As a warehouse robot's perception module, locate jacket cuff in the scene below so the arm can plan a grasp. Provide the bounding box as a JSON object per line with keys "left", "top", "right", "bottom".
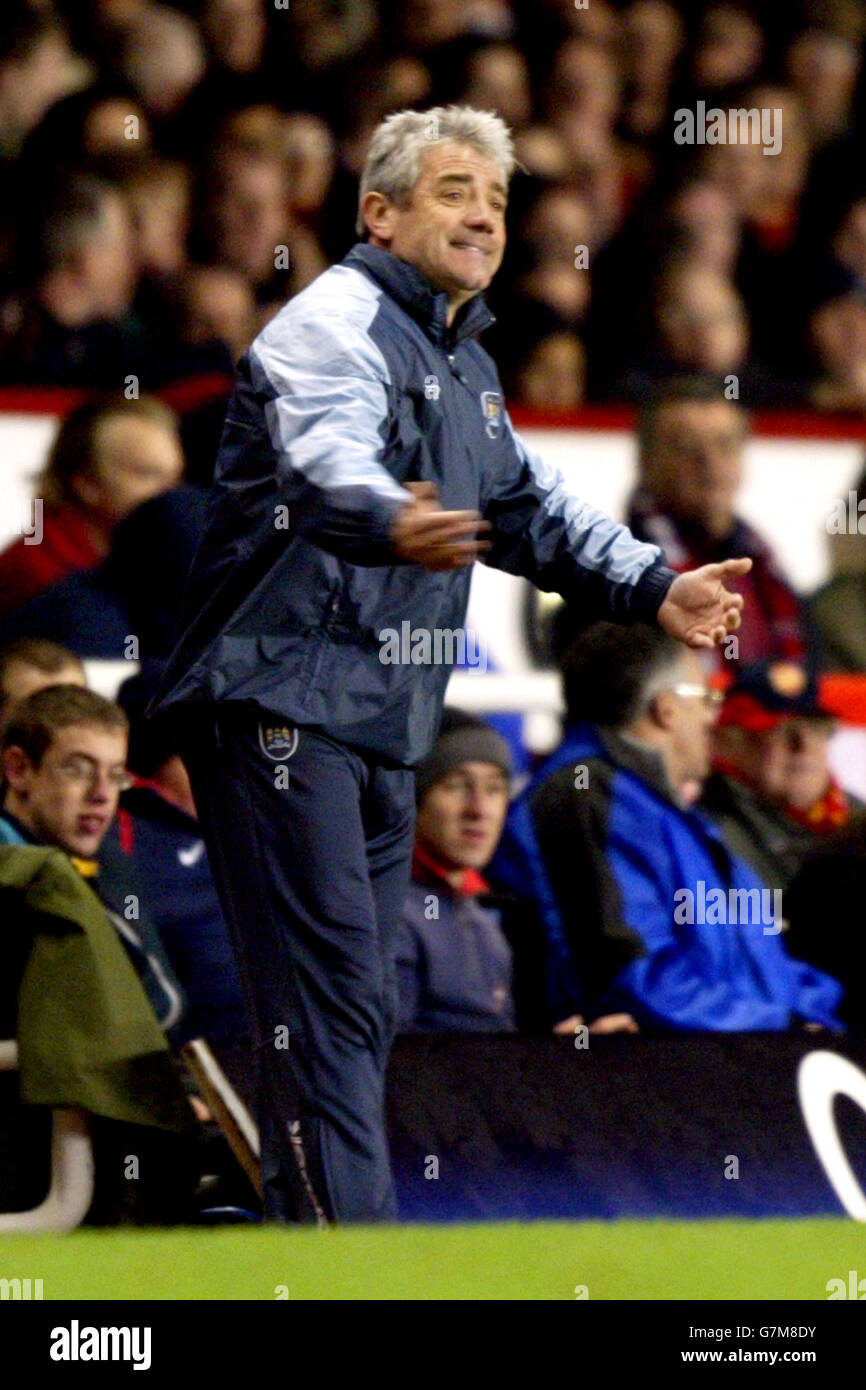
{"left": 630, "top": 561, "right": 678, "bottom": 623}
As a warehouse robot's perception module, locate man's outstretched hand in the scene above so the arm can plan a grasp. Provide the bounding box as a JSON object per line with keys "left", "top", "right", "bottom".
{"left": 657, "top": 557, "right": 753, "bottom": 649}
{"left": 391, "top": 481, "right": 491, "bottom": 571}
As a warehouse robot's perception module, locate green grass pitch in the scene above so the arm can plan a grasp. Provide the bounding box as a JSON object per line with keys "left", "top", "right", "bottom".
{"left": 1, "top": 1218, "right": 863, "bottom": 1300}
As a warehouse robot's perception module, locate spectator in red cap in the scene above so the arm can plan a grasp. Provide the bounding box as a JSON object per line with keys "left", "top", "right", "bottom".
{"left": 699, "top": 658, "right": 865, "bottom": 890}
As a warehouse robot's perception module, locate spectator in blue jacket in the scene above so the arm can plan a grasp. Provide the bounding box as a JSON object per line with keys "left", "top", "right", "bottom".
{"left": 491, "top": 622, "right": 843, "bottom": 1034}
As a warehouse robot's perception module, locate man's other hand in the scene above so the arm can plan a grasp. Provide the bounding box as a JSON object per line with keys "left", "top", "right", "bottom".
{"left": 392, "top": 480, "right": 491, "bottom": 570}
{"left": 553, "top": 1012, "right": 640, "bottom": 1034}
{"left": 657, "top": 557, "right": 753, "bottom": 649}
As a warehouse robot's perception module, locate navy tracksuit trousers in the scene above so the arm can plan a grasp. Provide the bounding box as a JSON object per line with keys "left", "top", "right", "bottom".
{"left": 179, "top": 701, "right": 416, "bottom": 1223}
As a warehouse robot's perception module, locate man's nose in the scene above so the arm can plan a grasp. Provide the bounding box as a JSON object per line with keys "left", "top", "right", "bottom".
{"left": 85, "top": 775, "right": 114, "bottom": 802}
{"left": 464, "top": 199, "right": 494, "bottom": 229}
{"left": 782, "top": 722, "right": 805, "bottom": 753}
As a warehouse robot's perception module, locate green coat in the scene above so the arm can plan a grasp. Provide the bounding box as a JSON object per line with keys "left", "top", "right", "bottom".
{"left": 0, "top": 845, "right": 193, "bottom": 1132}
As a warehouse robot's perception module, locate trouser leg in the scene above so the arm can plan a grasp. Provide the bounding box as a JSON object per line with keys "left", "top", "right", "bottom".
{"left": 180, "top": 704, "right": 414, "bottom": 1223}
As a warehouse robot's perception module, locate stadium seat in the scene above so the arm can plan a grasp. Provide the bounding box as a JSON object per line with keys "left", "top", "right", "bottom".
{"left": 181, "top": 1038, "right": 262, "bottom": 1200}
{"left": 0, "top": 1039, "right": 94, "bottom": 1232}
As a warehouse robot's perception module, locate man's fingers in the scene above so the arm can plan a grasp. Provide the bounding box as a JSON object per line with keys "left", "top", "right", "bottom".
{"left": 708, "top": 556, "right": 753, "bottom": 579}
{"left": 409, "top": 508, "right": 488, "bottom": 532}
{"left": 423, "top": 547, "right": 489, "bottom": 571}
{"left": 432, "top": 539, "right": 492, "bottom": 568}
{"left": 719, "top": 587, "right": 744, "bottom": 611}
{"left": 392, "top": 505, "right": 494, "bottom": 568}
{"left": 724, "top": 606, "right": 741, "bottom": 630}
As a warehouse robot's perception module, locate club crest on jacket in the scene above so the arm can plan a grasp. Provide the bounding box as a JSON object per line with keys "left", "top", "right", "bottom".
{"left": 258, "top": 722, "right": 299, "bottom": 761}
{"left": 480, "top": 390, "right": 502, "bottom": 440}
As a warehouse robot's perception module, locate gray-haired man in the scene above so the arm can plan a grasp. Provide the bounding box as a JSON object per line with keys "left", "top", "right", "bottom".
{"left": 151, "top": 106, "right": 751, "bottom": 1224}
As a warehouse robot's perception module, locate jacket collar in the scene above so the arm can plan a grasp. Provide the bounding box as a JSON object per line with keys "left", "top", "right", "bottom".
{"left": 0, "top": 809, "right": 35, "bottom": 845}
{"left": 343, "top": 242, "right": 495, "bottom": 348}
{"left": 562, "top": 722, "right": 681, "bottom": 805}
{"left": 412, "top": 838, "right": 490, "bottom": 897}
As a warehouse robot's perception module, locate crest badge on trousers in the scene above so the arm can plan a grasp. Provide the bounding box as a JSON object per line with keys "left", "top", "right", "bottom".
{"left": 258, "top": 722, "right": 299, "bottom": 761}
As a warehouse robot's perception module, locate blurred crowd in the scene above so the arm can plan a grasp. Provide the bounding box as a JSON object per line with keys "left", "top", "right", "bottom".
{"left": 1, "top": 0, "right": 866, "bottom": 413}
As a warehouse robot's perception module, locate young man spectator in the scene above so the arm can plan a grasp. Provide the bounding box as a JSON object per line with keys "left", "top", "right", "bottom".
{"left": 626, "top": 376, "right": 805, "bottom": 666}
{"left": 491, "top": 623, "right": 842, "bottom": 1034}
{"left": 399, "top": 708, "right": 625, "bottom": 1037}
{"left": 700, "top": 659, "right": 864, "bottom": 891}
{"left": 0, "top": 394, "right": 184, "bottom": 623}
{"left": 0, "top": 636, "right": 85, "bottom": 734}
{"left": 396, "top": 708, "right": 516, "bottom": 1033}
{"left": 0, "top": 685, "right": 185, "bottom": 1039}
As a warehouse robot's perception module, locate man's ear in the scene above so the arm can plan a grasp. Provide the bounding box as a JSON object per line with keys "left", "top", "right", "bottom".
{"left": 70, "top": 470, "right": 102, "bottom": 509}
{"left": 2, "top": 745, "right": 33, "bottom": 792}
{"left": 361, "top": 190, "right": 398, "bottom": 245}
{"left": 650, "top": 690, "right": 677, "bottom": 732}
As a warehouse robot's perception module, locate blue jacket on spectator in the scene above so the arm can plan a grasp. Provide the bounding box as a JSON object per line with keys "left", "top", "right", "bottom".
{"left": 491, "top": 725, "right": 843, "bottom": 1032}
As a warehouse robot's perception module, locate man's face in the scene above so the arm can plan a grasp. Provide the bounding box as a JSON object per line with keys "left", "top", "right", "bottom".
{"left": 3, "top": 723, "right": 128, "bottom": 858}
{"left": 416, "top": 759, "right": 510, "bottom": 871}
{"left": 211, "top": 155, "right": 288, "bottom": 283}
{"left": 0, "top": 662, "right": 86, "bottom": 733}
{"left": 368, "top": 142, "right": 507, "bottom": 317}
{"left": 80, "top": 193, "right": 138, "bottom": 319}
{"left": 659, "top": 272, "right": 748, "bottom": 373}
{"left": 643, "top": 398, "right": 745, "bottom": 540}
{"left": 731, "top": 719, "right": 834, "bottom": 809}
{"left": 76, "top": 414, "right": 184, "bottom": 528}
{"left": 666, "top": 651, "right": 718, "bottom": 788}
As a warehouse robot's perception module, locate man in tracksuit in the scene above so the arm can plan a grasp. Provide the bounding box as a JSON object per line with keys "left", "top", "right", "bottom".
{"left": 150, "top": 105, "right": 751, "bottom": 1223}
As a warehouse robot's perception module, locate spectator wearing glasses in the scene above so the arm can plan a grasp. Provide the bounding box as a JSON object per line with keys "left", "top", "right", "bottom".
{"left": 0, "top": 684, "right": 185, "bottom": 1038}
{"left": 491, "top": 622, "right": 842, "bottom": 1034}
